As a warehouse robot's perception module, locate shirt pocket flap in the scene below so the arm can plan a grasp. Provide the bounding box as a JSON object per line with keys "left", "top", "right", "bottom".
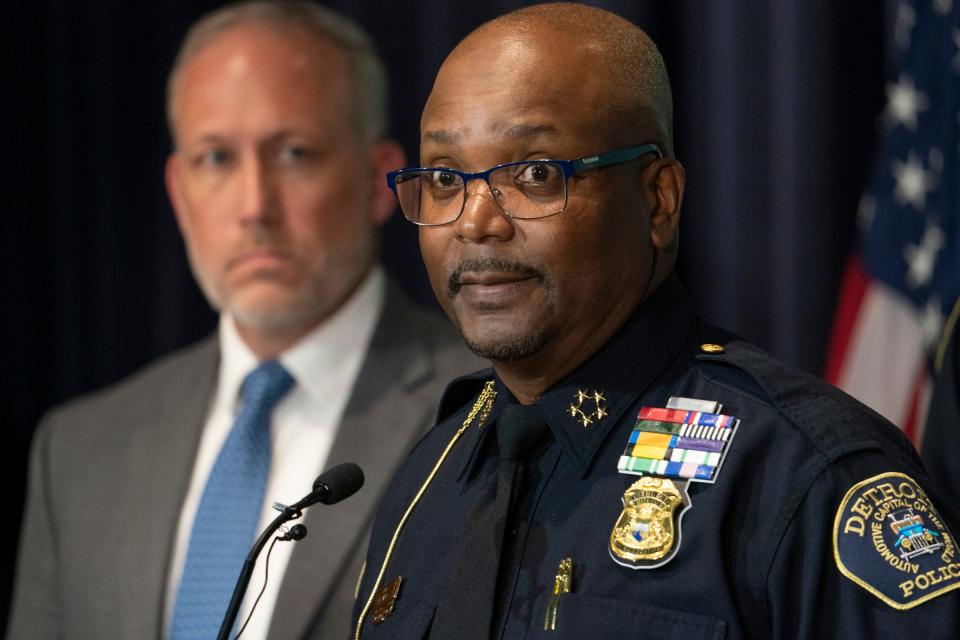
{"left": 360, "top": 605, "right": 434, "bottom": 639}
{"left": 527, "top": 593, "right": 727, "bottom": 640}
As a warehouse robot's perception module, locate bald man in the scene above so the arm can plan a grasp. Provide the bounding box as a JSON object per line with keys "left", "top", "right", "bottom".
{"left": 352, "top": 4, "right": 960, "bottom": 639}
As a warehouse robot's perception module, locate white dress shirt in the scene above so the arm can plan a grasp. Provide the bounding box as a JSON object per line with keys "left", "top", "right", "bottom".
{"left": 164, "top": 267, "right": 385, "bottom": 639}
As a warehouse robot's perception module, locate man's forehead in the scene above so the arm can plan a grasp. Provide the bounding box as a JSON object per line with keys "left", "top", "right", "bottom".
{"left": 172, "top": 23, "right": 352, "bottom": 140}
{"left": 421, "top": 29, "right": 615, "bottom": 142}
{"left": 420, "top": 75, "right": 612, "bottom": 156}
{"left": 182, "top": 23, "right": 344, "bottom": 84}
{"left": 419, "top": 9, "right": 672, "bottom": 156}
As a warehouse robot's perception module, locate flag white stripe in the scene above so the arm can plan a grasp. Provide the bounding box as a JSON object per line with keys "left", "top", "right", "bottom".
{"left": 836, "top": 282, "right": 925, "bottom": 427}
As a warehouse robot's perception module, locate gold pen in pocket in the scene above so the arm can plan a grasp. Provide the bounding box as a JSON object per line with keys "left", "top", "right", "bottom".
{"left": 544, "top": 557, "right": 573, "bottom": 631}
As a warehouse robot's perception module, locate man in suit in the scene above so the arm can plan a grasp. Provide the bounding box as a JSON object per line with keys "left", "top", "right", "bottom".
{"left": 7, "top": 2, "right": 480, "bottom": 639}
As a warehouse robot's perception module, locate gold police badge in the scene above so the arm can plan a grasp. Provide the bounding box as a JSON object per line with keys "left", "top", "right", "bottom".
{"left": 611, "top": 397, "right": 736, "bottom": 569}
{"left": 609, "top": 476, "right": 689, "bottom": 569}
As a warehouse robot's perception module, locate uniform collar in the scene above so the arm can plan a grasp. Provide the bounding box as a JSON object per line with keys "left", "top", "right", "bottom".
{"left": 455, "top": 274, "right": 698, "bottom": 480}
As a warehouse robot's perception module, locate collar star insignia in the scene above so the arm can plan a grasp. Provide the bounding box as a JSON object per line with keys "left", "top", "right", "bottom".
{"left": 569, "top": 389, "right": 608, "bottom": 428}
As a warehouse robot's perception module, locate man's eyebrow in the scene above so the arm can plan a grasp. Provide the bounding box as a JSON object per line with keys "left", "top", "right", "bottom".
{"left": 501, "top": 123, "right": 556, "bottom": 139}
{"left": 422, "top": 123, "right": 557, "bottom": 145}
{"left": 422, "top": 129, "right": 460, "bottom": 144}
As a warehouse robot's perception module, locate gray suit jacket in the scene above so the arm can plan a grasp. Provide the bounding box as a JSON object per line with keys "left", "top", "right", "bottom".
{"left": 7, "top": 279, "right": 482, "bottom": 640}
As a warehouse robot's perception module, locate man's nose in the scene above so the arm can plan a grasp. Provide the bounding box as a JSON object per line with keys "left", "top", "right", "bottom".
{"left": 238, "top": 154, "right": 280, "bottom": 225}
{"left": 453, "top": 178, "right": 514, "bottom": 243}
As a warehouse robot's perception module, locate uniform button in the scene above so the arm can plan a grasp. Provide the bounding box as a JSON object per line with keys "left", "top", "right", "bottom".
{"left": 700, "top": 343, "right": 725, "bottom": 354}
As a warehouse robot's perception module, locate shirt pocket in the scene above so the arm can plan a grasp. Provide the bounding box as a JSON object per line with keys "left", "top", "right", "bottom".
{"left": 526, "top": 593, "right": 727, "bottom": 640}
{"left": 360, "top": 605, "right": 434, "bottom": 639}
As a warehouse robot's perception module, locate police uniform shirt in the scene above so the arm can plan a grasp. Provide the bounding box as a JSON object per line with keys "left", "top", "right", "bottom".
{"left": 354, "top": 275, "right": 960, "bottom": 639}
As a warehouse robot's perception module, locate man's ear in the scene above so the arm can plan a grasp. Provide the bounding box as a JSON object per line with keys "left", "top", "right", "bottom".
{"left": 649, "top": 158, "right": 685, "bottom": 251}
{"left": 165, "top": 153, "right": 189, "bottom": 233}
{"left": 368, "top": 139, "right": 407, "bottom": 227}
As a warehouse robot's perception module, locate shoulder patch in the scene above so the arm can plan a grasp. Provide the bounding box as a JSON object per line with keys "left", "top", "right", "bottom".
{"left": 833, "top": 472, "right": 960, "bottom": 609}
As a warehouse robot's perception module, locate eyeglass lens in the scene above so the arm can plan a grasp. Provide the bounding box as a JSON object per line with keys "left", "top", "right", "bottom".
{"left": 395, "top": 161, "right": 569, "bottom": 225}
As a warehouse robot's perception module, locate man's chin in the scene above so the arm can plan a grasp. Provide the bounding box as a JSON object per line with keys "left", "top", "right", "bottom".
{"left": 460, "top": 325, "right": 553, "bottom": 362}
{"left": 225, "top": 294, "right": 327, "bottom": 335}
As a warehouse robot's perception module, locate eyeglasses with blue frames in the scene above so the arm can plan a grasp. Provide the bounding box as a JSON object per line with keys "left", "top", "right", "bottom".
{"left": 386, "top": 143, "right": 663, "bottom": 226}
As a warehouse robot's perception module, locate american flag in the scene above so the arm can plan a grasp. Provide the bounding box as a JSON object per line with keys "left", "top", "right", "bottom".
{"left": 824, "top": 0, "right": 960, "bottom": 444}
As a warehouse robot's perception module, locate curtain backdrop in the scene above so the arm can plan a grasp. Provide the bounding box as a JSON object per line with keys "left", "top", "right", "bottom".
{"left": 2, "top": 0, "right": 884, "bottom": 629}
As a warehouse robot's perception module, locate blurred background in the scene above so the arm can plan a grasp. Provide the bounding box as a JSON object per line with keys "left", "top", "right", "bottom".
{"left": 7, "top": 0, "right": 947, "bottom": 631}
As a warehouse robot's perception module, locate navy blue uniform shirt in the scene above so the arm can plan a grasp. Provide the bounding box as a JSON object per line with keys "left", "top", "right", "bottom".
{"left": 353, "top": 276, "right": 960, "bottom": 639}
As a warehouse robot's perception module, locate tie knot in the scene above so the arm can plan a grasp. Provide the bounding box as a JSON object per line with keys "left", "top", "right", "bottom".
{"left": 496, "top": 403, "right": 551, "bottom": 461}
{"left": 242, "top": 360, "right": 295, "bottom": 414}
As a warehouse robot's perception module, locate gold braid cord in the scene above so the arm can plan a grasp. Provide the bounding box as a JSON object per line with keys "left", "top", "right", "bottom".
{"left": 353, "top": 381, "right": 497, "bottom": 639}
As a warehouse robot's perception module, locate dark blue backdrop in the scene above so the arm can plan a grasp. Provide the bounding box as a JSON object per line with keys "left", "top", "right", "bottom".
{"left": 2, "top": 0, "right": 885, "bottom": 630}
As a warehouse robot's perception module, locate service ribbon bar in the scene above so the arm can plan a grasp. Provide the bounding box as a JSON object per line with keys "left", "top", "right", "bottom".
{"left": 637, "top": 407, "right": 734, "bottom": 428}
{"left": 618, "top": 403, "right": 741, "bottom": 484}
{"left": 627, "top": 430, "right": 725, "bottom": 453}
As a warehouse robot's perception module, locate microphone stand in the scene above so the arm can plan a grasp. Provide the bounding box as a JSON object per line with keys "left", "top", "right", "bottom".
{"left": 216, "top": 495, "right": 312, "bottom": 640}
{"left": 216, "top": 463, "right": 363, "bottom": 640}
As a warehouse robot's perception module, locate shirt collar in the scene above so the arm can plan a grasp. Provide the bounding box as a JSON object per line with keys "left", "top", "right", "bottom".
{"left": 216, "top": 266, "right": 385, "bottom": 408}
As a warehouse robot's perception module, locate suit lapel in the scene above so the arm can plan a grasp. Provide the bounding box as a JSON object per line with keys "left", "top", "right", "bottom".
{"left": 117, "top": 338, "right": 218, "bottom": 638}
{"left": 268, "top": 282, "right": 441, "bottom": 640}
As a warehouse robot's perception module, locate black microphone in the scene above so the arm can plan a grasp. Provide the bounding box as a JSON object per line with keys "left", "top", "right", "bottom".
{"left": 278, "top": 523, "right": 307, "bottom": 542}
{"left": 217, "top": 462, "right": 365, "bottom": 640}
{"left": 296, "top": 462, "right": 365, "bottom": 508}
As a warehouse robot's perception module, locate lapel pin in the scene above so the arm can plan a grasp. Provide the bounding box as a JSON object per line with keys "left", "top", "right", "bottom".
{"left": 569, "top": 389, "right": 608, "bottom": 428}
{"left": 371, "top": 576, "right": 403, "bottom": 624}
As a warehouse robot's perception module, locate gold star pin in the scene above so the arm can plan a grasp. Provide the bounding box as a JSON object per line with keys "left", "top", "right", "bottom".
{"left": 569, "top": 389, "right": 608, "bottom": 428}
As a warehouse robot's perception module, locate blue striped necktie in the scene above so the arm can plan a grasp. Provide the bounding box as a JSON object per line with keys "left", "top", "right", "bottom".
{"left": 171, "top": 360, "right": 294, "bottom": 639}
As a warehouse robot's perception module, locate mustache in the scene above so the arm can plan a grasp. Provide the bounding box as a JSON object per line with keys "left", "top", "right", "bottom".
{"left": 237, "top": 227, "right": 289, "bottom": 251}
{"left": 447, "top": 257, "right": 544, "bottom": 295}
{"left": 224, "top": 228, "right": 291, "bottom": 267}
{"left": 247, "top": 225, "right": 286, "bottom": 246}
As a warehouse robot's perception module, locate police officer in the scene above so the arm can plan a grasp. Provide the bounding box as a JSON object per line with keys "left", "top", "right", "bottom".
{"left": 353, "top": 4, "right": 960, "bottom": 638}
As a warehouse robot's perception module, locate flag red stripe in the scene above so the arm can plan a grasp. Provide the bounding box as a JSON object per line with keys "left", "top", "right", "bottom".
{"left": 824, "top": 255, "right": 871, "bottom": 384}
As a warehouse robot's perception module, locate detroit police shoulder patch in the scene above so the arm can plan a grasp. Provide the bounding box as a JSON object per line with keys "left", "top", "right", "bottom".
{"left": 833, "top": 472, "right": 960, "bottom": 609}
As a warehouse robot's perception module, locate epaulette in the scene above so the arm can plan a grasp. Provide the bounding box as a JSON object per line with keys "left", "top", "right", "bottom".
{"left": 434, "top": 368, "right": 495, "bottom": 424}
{"left": 692, "top": 336, "right": 904, "bottom": 463}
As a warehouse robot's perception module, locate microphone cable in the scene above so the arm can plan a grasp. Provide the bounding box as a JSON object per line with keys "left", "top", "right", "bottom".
{"left": 235, "top": 523, "right": 307, "bottom": 639}
{"left": 219, "top": 463, "right": 361, "bottom": 640}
